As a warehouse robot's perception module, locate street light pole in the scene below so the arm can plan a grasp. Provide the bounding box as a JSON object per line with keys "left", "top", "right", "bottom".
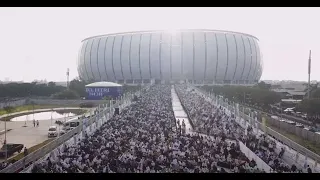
{"left": 4, "top": 100, "right": 9, "bottom": 162}
{"left": 51, "top": 108, "right": 53, "bottom": 126}
{"left": 4, "top": 114, "right": 7, "bottom": 162}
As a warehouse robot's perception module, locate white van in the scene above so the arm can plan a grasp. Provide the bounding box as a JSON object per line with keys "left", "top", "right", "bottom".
{"left": 62, "top": 117, "right": 81, "bottom": 132}
{"left": 48, "top": 126, "right": 58, "bottom": 138}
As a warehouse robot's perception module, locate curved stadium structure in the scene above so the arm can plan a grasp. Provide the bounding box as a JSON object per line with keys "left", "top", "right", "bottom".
{"left": 77, "top": 29, "right": 263, "bottom": 84}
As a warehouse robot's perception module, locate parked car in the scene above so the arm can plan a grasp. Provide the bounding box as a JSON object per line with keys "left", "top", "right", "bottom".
{"left": 0, "top": 143, "right": 24, "bottom": 158}
{"left": 48, "top": 126, "right": 58, "bottom": 138}
{"left": 295, "top": 124, "right": 304, "bottom": 128}
{"left": 285, "top": 120, "right": 296, "bottom": 125}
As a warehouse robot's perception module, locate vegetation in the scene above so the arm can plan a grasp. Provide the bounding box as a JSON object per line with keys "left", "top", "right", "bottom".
{"left": 51, "top": 90, "right": 80, "bottom": 99}
{"left": 0, "top": 78, "right": 142, "bottom": 101}
{"left": 79, "top": 102, "right": 95, "bottom": 108}
{"left": 0, "top": 82, "right": 65, "bottom": 98}
{"left": 69, "top": 78, "right": 86, "bottom": 97}
{"left": 201, "top": 81, "right": 320, "bottom": 124}
{"left": 201, "top": 82, "right": 282, "bottom": 109}
{"left": 311, "top": 88, "right": 320, "bottom": 99}
{"left": 3, "top": 106, "right": 15, "bottom": 115}
{"left": 265, "top": 120, "right": 320, "bottom": 155}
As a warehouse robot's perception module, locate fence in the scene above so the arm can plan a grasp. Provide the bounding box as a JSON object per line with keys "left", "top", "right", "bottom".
{"left": 0, "top": 88, "right": 145, "bottom": 173}
{"left": 194, "top": 86, "right": 320, "bottom": 172}
{"left": 238, "top": 141, "right": 273, "bottom": 172}
{"left": 266, "top": 116, "right": 320, "bottom": 145}
{"left": 185, "top": 85, "right": 273, "bottom": 172}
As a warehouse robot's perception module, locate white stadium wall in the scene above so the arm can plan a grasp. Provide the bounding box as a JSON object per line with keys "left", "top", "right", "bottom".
{"left": 77, "top": 29, "right": 263, "bottom": 84}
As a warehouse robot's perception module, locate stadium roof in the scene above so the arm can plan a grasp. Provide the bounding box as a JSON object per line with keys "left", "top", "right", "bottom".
{"left": 81, "top": 29, "right": 259, "bottom": 42}
{"left": 85, "top": 81, "right": 122, "bottom": 87}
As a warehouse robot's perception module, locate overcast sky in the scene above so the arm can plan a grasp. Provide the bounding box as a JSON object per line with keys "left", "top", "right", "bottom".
{"left": 0, "top": 7, "right": 319, "bottom": 82}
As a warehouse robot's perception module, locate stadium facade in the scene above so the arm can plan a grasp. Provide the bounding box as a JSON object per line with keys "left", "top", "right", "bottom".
{"left": 77, "top": 29, "right": 263, "bottom": 85}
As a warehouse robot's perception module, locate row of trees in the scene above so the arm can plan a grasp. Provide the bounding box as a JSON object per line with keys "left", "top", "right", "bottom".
{"left": 201, "top": 81, "right": 320, "bottom": 124}
{"left": 0, "top": 82, "right": 66, "bottom": 99}
{"left": 201, "top": 83, "right": 282, "bottom": 110}
{"left": 0, "top": 78, "right": 143, "bottom": 100}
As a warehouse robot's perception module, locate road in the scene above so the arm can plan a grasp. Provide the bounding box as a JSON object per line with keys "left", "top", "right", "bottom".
{"left": 0, "top": 107, "right": 92, "bottom": 162}
{"left": 240, "top": 104, "right": 314, "bottom": 127}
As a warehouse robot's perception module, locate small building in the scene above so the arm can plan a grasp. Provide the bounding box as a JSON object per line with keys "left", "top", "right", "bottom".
{"left": 85, "top": 82, "right": 123, "bottom": 100}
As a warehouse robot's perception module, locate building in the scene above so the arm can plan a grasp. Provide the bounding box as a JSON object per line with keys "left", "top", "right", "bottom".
{"left": 85, "top": 82, "right": 123, "bottom": 100}
{"left": 77, "top": 29, "right": 263, "bottom": 85}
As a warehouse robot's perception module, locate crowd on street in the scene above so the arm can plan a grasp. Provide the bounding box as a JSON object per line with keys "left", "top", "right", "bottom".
{"left": 175, "top": 85, "right": 305, "bottom": 173}
{"left": 29, "top": 85, "right": 263, "bottom": 173}
{"left": 0, "top": 84, "right": 304, "bottom": 173}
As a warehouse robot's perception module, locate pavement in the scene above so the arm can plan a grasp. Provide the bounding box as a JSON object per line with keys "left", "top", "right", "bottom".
{"left": 171, "top": 87, "right": 193, "bottom": 133}
{"left": 170, "top": 86, "right": 237, "bottom": 173}
{"left": 0, "top": 119, "right": 53, "bottom": 162}
{"left": 0, "top": 107, "right": 92, "bottom": 162}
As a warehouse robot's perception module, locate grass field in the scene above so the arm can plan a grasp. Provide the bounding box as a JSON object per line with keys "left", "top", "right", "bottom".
{"left": 266, "top": 121, "right": 320, "bottom": 155}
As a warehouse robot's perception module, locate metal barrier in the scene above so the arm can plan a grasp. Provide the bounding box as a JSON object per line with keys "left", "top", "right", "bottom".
{"left": 194, "top": 85, "right": 320, "bottom": 171}
{"left": 178, "top": 85, "right": 273, "bottom": 172}
{"left": 0, "top": 88, "right": 145, "bottom": 173}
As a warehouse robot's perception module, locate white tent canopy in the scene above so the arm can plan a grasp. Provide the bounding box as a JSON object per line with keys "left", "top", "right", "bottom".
{"left": 85, "top": 81, "right": 122, "bottom": 87}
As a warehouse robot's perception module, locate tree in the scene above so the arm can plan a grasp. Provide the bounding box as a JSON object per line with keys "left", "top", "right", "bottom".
{"left": 255, "top": 81, "right": 271, "bottom": 90}
{"left": 69, "top": 78, "right": 87, "bottom": 97}
{"left": 52, "top": 90, "right": 80, "bottom": 100}
{"left": 303, "top": 83, "right": 318, "bottom": 98}
{"left": 202, "top": 85, "right": 281, "bottom": 109}
{"left": 296, "top": 98, "right": 320, "bottom": 124}
{"left": 311, "top": 88, "right": 320, "bottom": 99}
{"left": 48, "top": 81, "right": 56, "bottom": 87}
{"left": 0, "top": 82, "right": 65, "bottom": 98}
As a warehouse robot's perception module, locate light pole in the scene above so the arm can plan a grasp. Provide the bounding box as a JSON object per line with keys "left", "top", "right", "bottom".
{"left": 50, "top": 108, "right": 53, "bottom": 126}
{"left": 32, "top": 102, "right": 35, "bottom": 123}
{"left": 307, "top": 50, "right": 312, "bottom": 124}
{"left": 3, "top": 99, "right": 11, "bottom": 162}
{"left": 4, "top": 114, "right": 7, "bottom": 162}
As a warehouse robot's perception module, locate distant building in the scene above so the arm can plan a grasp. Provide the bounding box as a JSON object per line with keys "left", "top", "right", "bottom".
{"left": 78, "top": 29, "right": 263, "bottom": 85}
{"left": 271, "top": 85, "right": 306, "bottom": 100}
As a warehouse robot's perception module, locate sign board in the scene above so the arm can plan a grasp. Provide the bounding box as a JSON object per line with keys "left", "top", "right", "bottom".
{"left": 86, "top": 86, "right": 122, "bottom": 100}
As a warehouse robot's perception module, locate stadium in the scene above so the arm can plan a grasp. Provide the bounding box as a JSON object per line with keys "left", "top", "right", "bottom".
{"left": 77, "top": 29, "right": 263, "bottom": 85}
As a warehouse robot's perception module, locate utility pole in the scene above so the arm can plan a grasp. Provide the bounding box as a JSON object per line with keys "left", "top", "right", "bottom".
{"left": 308, "top": 50, "right": 311, "bottom": 99}
{"left": 4, "top": 99, "right": 8, "bottom": 162}
{"left": 50, "top": 108, "right": 53, "bottom": 126}
{"left": 66, "top": 68, "right": 70, "bottom": 90}
{"left": 280, "top": 102, "right": 283, "bottom": 120}
{"left": 4, "top": 113, "right": 7, "bottom": 161}
{"left": 307, "top": 50, "right": 312, "bottom": 124}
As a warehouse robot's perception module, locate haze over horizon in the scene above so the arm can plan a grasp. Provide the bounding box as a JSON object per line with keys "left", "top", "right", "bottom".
{"left": 0, "top": 7, "right": 319, "bottom": 82}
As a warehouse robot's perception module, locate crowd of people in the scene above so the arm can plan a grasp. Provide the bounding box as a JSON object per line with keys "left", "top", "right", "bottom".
{"left": 10, "top": 84, "right": 306, "bottom": 173}
{"left": 175, "top": 84, "right": 304, "bottom": 173}
{"left": 28, "top": 85, "right": 263, "bottom": 173}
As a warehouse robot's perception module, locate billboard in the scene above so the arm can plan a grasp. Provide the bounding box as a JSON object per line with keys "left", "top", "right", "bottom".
{"left": 85, "top": 86, "right": 122, "bottom": 100}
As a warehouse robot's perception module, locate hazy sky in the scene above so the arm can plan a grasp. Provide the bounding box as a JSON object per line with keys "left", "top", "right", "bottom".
{"left": 0, "top": 7, "right": 319, "bottom": 82}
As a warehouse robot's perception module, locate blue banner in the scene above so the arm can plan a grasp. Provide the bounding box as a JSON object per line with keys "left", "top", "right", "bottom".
{"left": 86, "top": 86, "right": 122, "bottom": 100}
